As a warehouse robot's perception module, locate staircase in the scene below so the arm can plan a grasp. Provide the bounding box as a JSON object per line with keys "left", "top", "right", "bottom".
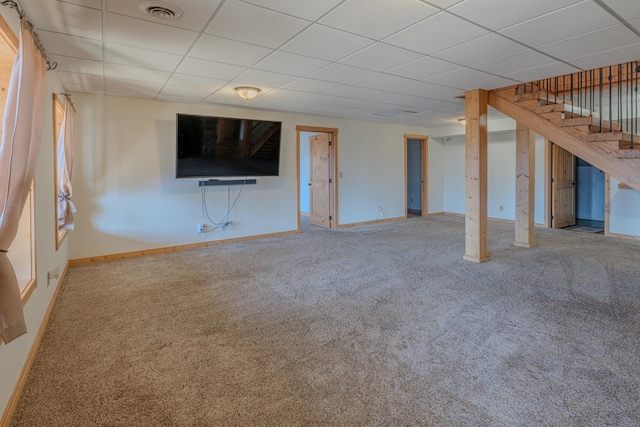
{"left": 488, "top": 62, "right": 640, "bottom": 192}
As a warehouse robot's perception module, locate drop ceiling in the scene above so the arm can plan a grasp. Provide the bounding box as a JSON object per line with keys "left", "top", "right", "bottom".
{"left": 15, "top": 0, "right": 640, "bottom": 128}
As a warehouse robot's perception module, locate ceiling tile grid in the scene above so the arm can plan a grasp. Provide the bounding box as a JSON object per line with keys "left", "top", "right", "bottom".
{"left": 14, "top": 0, "right": 640, "bottom": 127}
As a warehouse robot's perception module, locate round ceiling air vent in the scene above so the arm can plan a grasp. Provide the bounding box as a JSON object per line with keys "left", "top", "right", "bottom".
{"left": 139, "top": 1, "right": 184, "bottom": 20}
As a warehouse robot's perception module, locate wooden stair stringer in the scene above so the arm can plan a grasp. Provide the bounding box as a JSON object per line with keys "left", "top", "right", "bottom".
{"left": 488, "top": 89, "right": 640, "bottom": 193}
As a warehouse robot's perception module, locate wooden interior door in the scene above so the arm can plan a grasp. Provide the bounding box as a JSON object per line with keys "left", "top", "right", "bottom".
{"left": 551, "top": 143, "right": 576, "bottom": 228}
{"left": 309, "top": 134, "right": 330, "bottom": 228}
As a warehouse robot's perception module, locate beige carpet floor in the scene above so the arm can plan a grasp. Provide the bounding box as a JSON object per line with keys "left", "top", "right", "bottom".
{"left": 11, "top": 216, "right": 640, "bottom": 426}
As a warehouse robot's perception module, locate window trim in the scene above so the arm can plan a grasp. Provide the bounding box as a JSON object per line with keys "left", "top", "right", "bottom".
{"left": 53, "top": 93, "right": 68, "bottom": 249}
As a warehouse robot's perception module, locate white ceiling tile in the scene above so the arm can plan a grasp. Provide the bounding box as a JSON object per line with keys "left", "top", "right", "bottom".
{"left": 332, "top": 98, "right": 383, "bottom": 109}
{"left": 106, "top": 43, "right": 183, "bottom": 72}
{"left": 303, "top": 94, "right": 350, "bottom": 105}
{"left": 189, "top": 35, "right": 273, "bottom": 66}
{"left": 504, "top": 62, "right": 580, "bottom": 83}
{"left": 432, "top": 33, "right": 528, "bottom": 67}
{"left": 471, "top": 76, "right": 520, "bottom": 90}
{"left": 50, "top": 55, "right": 103, "bottom": 75}
{"left": 107, "top": 0, "right": 222, "bottom": 31}
{"left": 386, "top": 80, "right": 458, "bottom": 99}
{"left": 538, "top": 25, "right": 640, "bottom": 60}
{"left": 499, "top": 1, "right": 620, "bottom": 48}
{"left": 62, "top": 83, "right": 104, "bottom": 94}
{"left": 567, "top": 43, "right": 640, "bottom": 70}
{"left": 177, "top": 57, "right": 247, "bottom": 80}
{"left": 25, "top": 1, "right": 102, "bottom": 39}
{"left": 38, "top": 31, "right": 103, "bottom": 60}
{"left": 106, "top": 14, "right": 198, "bottom": 55}
{"left": 254, "top": 51, "right": 330, "bottom": 76}
{"left": 474, "top": 50, "right": 556, "bottom": 76}
{"left": 351, "top": 73, "right": 415, "bottom": 90}
{"left": 166, "top": 74, "right": 228, "bottom": 92}
{"left": 600, "top": 0, "right": 640, "bottom": 20}
{"left": 203, "top": 89, "right": 249, "bottom": 106}
{"left": 320, "top": 0, "right": 438, "bottom": 40}
{"left": 358, "top": 91, "right": 405, "bottom": 103}
{"left": 449, "top": 0, "right": 582, "bottom": 31}
{"left": 57, "top": 71, "right": 104, "bottom": 87}
{"left": 424, "top": 67, "right": 495, "bottom": 89}
{"left": 281, "top": 25, "right": 373, "bottom": 62}
{"left": 307, "top": 64, "right": 377, "bottom": 84}
{"left": 156, "top": 94, "right": 203, "bottom": 104}
{"left": 206, "top": 1, "right": 309, "bottom": 49}
{"left": 234, "top": 69, "right": 300, "bottom": 87}
{"left": 56, "top": 0, "right": 102, "bottom": 8}
{"left": 322, "top": 85, "right": 377, "bottom": 98}
{"left": 240, "top": 0, "right": 343, "bottom": 21}
{"left": 282, "top": 78, "right": 342, "bottom": 93}
{"left": 339, "top": 43, "right": 422, "bottom": 72}
{"left": 105, "top": 78, "right": 162, "bottom": 98}
{"left": 387, "top": 56, "right": 463, "bottom": 80}
{"left": 105, "top": 63, "right": 171, "bottom": 84}
{"left": 420, "top": 0, "right": 465, "bottom": 9}
{"left": 384, "top": 12, "right": 489, "bottom": 55}
{"left": 162, "top": 75, "right": 228, "bottom": 99}
{"left": 631, "top": 18, "right": 640, "bottom": 33}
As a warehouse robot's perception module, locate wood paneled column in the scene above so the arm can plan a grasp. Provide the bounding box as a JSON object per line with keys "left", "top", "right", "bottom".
{"left": 463, "top": 89, "right": 489, "bottom": 263}
{"left": 514, "top": 122, "right": 537, "bottom": 248}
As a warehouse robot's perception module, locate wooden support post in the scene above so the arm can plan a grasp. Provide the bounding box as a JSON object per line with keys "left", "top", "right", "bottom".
{"left": 463, "top": 89, "right": 489, "bottom": 263}
{"left": 514, "top": 122, "right": 537, "bottom": 248}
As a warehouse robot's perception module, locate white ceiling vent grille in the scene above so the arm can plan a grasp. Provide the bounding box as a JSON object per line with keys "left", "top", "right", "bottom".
{"left": 139, "top": 1, "right": 184, "bottom": 20}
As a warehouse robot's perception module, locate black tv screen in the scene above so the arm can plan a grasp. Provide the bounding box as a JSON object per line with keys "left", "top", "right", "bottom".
{"left": 176, "top": 113, "right": 282, "bottom": 178}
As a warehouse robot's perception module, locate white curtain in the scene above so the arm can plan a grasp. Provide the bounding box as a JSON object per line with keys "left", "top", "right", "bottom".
{"left": 0, "top": 19, "right": 47, "bottom": 344}
{"left": 57, "top": 95, "right": 75, "bottom": 230}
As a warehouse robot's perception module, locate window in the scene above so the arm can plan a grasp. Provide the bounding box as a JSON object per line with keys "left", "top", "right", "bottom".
{"left": 53, "top": 94, "right": 68, "bottom": 249}
{"left": 0, "top": 14, "right": 36, "bottom": 302}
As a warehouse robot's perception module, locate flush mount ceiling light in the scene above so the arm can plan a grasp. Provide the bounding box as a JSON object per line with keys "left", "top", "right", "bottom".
{"left": 235, "top": 87, "right": 261, "bottom": 100}
{"left": 458, "top": 118, "right": 466, "bottom": 126}
{"left": 139, "top": 1, "right": 184, "bottom": 20}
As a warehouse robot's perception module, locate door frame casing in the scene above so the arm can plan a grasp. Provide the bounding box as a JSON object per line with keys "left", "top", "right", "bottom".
{"left": 296, "top": 126, "right": 339, "bottom": 232}
{"left": 404, "top": 134, "right": 428, "bottom": 218}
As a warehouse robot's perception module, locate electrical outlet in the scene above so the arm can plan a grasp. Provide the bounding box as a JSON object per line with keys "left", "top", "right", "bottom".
{"left": 47, "top": 267, "right": 60, "bottom": 287}
{"left": 197, "top": 223, "right": 210, "bottom": 233}
{"left": 499, "top": 205, "right": 504, "bottom": 211}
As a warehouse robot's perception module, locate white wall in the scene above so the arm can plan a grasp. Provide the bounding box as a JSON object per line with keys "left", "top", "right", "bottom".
{"left": 70, "top": 94, "right": 429, "bottom": 258}
{"left": 609, "top": 177, "right": 640, "bottom": 237}
{"left": 427, "top": 138, "right": 444, "bottom": 214}
{"left": 440, "top": 130, "right": 546, "bottom": 224}
{"left": 0, "top": 11, "right": 70, "bottom": 420}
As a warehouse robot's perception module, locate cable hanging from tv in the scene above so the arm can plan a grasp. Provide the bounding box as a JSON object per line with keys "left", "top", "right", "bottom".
{"left": 199, "top": 179, "right": 248, "bottom": 233}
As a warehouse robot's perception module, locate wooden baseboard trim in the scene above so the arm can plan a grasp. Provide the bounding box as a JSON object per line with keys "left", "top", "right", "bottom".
{"left": 300, "top": 212, "right": 309, "bottom": 217}
{"left": 426, "top": 212, "right": 445, "bottom": 216}
{"left": 0, "top": 263, "right": 70, "bottom": 427}
{"left": 337, "top": 216, "right": 404, "bottom": 229}
{"left": 69, "top": 230, "right": 299, "bottom": 265}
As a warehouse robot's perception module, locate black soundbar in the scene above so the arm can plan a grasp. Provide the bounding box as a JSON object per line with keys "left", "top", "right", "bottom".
{"left": 198, "top": 179, "right": 257, "bottom": 187}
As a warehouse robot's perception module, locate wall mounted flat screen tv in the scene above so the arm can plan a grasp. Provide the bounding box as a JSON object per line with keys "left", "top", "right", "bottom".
{"left": 176, "top": 113, "right": 282, "bottom": 178}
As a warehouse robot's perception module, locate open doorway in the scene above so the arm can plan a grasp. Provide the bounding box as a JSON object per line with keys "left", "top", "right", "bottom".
{"left": 297, "top": 126, "right": 338, "bottom": 232}
{"left": 405, "top": 134, "right": 428, "bottom": 218}
{"left": 549, "top": 142, "right": 604, "bottom": 233}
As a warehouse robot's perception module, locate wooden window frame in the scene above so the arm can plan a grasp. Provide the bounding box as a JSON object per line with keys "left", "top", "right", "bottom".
{"left": 52, "top": 93, "right": 68, "bottom": 249}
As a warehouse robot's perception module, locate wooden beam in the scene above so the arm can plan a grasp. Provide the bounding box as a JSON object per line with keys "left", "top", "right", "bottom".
{"left": 514, "top": 122, "right": 537, "bottom": 248}
{"left": 463, "top": 89, "right": 489, "bottom": 263}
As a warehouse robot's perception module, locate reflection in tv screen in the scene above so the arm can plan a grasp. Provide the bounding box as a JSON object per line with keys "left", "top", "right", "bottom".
{"left": 176, "top": 113, "right": 281, "bottom": 178}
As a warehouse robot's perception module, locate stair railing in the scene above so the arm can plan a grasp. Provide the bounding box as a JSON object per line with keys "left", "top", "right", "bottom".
{"left": 523, "top": 60, "right": 639, "bottom": 149}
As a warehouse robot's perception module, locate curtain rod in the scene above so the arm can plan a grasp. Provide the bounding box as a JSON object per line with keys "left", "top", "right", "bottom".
{"left": 1, "top": 0, "right": 57, "bottom": 71}
{"left": 59, "top": 92, "right": 77, "bottom": 113}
